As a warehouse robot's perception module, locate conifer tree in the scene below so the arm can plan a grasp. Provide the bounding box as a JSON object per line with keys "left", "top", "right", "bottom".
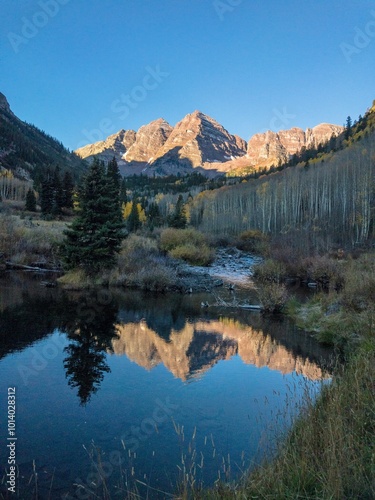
{"left": 168, "top": 195, "right": 187, "bottom": 228}
{"left": 147, "top": 202, "right": 162, "bottom": 228}
{"left": 127, "top": 197, "right": 141, "bottom": 232}
{"left": 62, "top": 171, "right": 74, "bottom": 209}
{"left": 40, "top": 171, "right": 54, "bottom": 215}
{"left": 120, "top": 178, "right": 128, "bottom": 204}
{"left": 106, "top": 157, "right": 122, "bottom": 194}
{"left": 25, "top": 188, "right": 37, "bottom": 212}
{"left": 52, "top": 167, "right": 64, "bottom": 216}
{"left": 345, "top": 116, "right": 352, "bottom": 140}
{"left": 62, "top": 158, "right": 125, "bottom": 274}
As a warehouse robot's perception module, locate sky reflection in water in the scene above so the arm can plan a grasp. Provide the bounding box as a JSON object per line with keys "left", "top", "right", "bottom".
{"left": 0, "top": 274, "right": 332, "bottom": 498}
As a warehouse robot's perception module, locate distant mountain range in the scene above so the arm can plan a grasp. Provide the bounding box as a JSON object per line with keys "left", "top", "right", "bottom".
{"left": 76, "top": 110, "right": 343, "bottom": 177}
{"left": 0, "top": 92, "right": 86, "bottom": 181}
{"left": 0, "top": 91, "right": 343, "bottom": 180}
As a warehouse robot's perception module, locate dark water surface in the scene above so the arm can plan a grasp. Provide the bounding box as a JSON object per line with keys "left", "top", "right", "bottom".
{"left": 0, "top": 273, "right": 332, "bottom": 499}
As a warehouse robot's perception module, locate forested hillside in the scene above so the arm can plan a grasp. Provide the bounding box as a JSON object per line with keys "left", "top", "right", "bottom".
{"left": 0, "top": 93, "right": 87, "bottom": 183}
{"left": 188, "top": 103, "right": 375, "bottom": 252}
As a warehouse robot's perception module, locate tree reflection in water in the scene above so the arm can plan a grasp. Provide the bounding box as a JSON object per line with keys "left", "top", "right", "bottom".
{"left": 0, "top": 275, "right": 333, "bottom": 405}
{"left": 62, "top": 292, "right": 119, "bottom": 405}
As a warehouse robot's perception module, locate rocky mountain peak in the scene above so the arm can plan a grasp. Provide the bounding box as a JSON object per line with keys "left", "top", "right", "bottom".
{"left": 75, "top": 128, "right": 137, "bottom": 163}
{"left": 124, "top": 118, "right": 173, "bottom": 163}
{"left": 151, "top": 110, "right": 247, "bottom": 171}
{"left": 190, "top": 109, "right": 205, "bottom": 118}
{"left": 307, "top": 123, "right": 344, "bottom": 148}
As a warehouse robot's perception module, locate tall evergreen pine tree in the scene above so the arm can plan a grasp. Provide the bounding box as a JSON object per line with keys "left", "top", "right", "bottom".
{"left": 104, "top": 158, "right": 125, "bottom": 254}
{"left": 62, "top": 171, "right": 74, "bottom": 209}
{"left": 40, "top": 171, "right": 54, "bottom": 215}
{"left": 52, "top": 167, "right": 64, "bottom": 216}
{"left": 25, "top": 188, "right": 37, "bottom": 212}
{"left": 345, "top": 116, "right": 352, "bottom": 140}
{"left": 168, "top": 195, "right": 187, "bottom": 228}
{"left": 120, "top": 178, "right": 128, "bottom": 204}
{"left": 62, "top": 158, "right": 125, "bottom": 274}
{"left": 147, "top": 202, "right": 162, "bottom": 228}
{"left": 127, "top": 197, "right": 141, "bottom": 232}
{"left": 106, "top": 157, "right": 122, "bottom": 194}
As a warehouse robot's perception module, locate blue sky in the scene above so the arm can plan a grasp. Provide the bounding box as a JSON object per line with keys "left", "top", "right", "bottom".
{"left": 1, "top": 0, "right": 374, "bottom": 151}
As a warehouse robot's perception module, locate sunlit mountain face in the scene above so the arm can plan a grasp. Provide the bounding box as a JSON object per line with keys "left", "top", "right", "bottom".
{"left": 75, "top": 109, "right": 342, "bottom": 177}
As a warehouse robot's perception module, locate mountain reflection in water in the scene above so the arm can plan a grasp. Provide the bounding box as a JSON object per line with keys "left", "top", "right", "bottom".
{"left": 0, "top": 273, "right": 334, "bottom": 497}
{"left": 0, "top": 274, "right": 331, "bottom": 407}
{"left": 112, "top": 318, "right": 329, "bottom": 382}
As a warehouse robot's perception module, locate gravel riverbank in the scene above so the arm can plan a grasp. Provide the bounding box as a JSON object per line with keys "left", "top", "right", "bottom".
{"left": 176, "top": 248, "right": 262, "bottom": 292}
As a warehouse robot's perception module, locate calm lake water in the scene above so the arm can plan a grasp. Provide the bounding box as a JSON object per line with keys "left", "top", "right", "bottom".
{"left": 0, "top": 272, "right": 332, "bottom": 499}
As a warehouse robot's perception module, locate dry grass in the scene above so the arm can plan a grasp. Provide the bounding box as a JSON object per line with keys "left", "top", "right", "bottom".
{"left": 242, "top": 350, "right": 374, "bottom": 500}
{"left": 114, "top": 234, "right": 177, "bottom": 291}
{"left": 169, "top": 243, "right": 214, "bottom": 266}
{"left": 236, "top": 229, "right": 270, "bottom": 255}
{"left": 341, "top": 254, "right": 375, "bottom": 311}
{"left": 187, "top": 348, "right": 374, "bottom": 500}
{"left": 256, "top": 282, "right": 289, "bottom": 313}
{"left": 297, "top": 255, "right": 345, "bottom": 288}
{"left": 288, "top": 253, "right": 375, "bottom": 348}
{"left": 59, "top": 234, "right": 178, "bottom": 291}
{"left": 0, "top": 213, "right": 66, "bottom": 267}
{"left": 227, "top": 251, "right": 375, "bottom": 500}
{"left": 58, "top": 269, "right": 99, "bottom": 289}
{"left": 160, "top": 228, "right": 207, "bottom": 251}
{"left": 50, "top": 344, "right": 374, "bottom": 500}
{"left": 160, "top": 228, "right": 215, "bottom": 266}
{"left": 253, "top": 259, "right": 287, "bottom": 283}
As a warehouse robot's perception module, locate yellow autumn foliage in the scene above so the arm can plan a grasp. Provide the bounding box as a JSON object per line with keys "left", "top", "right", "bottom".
{"left": 122, "top": 202, "right": 146, "bottom": 223}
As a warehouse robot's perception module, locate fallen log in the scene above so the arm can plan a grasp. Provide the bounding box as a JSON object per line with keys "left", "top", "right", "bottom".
{"left": 5, "top": 262, "right": 61, "bottom": 272}
{"left": 239, "top": 304, "right": 262, "bottom": 310}
{"left": 210, "top": 293, "right": 262, "bottom": 310}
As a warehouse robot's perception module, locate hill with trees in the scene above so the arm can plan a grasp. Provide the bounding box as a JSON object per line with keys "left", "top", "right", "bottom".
{"left": 0, "top": 92, "right": 87, "bottom": 183}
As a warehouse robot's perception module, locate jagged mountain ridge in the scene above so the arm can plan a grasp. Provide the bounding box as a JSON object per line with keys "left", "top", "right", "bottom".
{"left": 245, "top": 123, "right": 344, "bottom": 168}
{"left": 76, "top": 129, "right": 137, "bottom": 165}
{"left": 0, "top": 89, "right": 343, "bottom": 180}
{"left": 75, "top": 110, "right": 249, "bottom": 176}
{"left": 0, "top": 92, "right": 87, "bottom": 180}
{"left": 76, "top": 110, "right": 343, "bottom": 177}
